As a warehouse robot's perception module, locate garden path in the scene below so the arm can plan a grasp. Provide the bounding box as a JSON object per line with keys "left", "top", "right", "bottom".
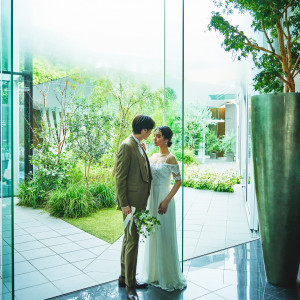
{"left": 1, "top": 186, "right": 258, "bottom": 300}
{"left": 200, "top": 157, "right": 238, "bottom": 171}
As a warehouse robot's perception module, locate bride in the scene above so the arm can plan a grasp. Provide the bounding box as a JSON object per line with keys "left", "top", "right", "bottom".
{"left": 140, "top": 126, "right": 187, "bottom": 291}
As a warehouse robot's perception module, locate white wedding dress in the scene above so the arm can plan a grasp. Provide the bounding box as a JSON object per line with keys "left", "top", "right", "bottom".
{"left": 139, "top": 155, "right": 187, "bottom": 291}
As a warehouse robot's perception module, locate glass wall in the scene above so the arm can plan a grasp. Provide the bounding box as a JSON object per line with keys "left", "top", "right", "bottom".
{"left": 183, "top": 0, "right": 256, "bottom": 259}
{"left": 2, "top": 0, "right": 185, "bottom": 299}
{"left": 164, "top": 0, "right": 184, "bottom": 264}
{"left": 1, "top": 0, "right": 15, "bottom": 298}
{"left": 246, "top": 89, "right": 259, "bottom": 231}
{"left": 1, "top": 0, "right": 259, "bottom": 298}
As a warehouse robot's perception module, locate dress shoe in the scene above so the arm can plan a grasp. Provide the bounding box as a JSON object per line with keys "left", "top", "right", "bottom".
{"left": 118, "top": 276, "right": 148, "bottom": 289}
{"left": 118, "top": 276, "right": 126, "bottom": 287}
{"left": 135, "top": 281, "right": 148, "bottom": 289}
{"left": 126, "top": 286, "right": 138, "bottom": 300}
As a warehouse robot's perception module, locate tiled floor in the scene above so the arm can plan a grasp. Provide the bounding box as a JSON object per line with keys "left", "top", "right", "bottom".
{"left": 178, "top": 186, "right": 258, "bottom": 260}
{"left": 1, "top": 182, "right": 257, "bottom": 300}
{"left": 52, "top": 240, "right": 300, "bottom": 300}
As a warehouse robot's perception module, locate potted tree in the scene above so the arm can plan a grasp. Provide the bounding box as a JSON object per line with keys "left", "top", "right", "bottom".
{"left": 220, "top": 131, "right": 236, "bottom": 161}
{"left": 206, "top": 130, "right": 221, "bottom": 159}
{"left": 209, "top": 0, "right": 300, "bottom": 288}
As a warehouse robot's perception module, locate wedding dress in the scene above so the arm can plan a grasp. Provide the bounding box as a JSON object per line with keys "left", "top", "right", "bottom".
{"left": 140, "top": 154, "right": 187, "bottom": 291}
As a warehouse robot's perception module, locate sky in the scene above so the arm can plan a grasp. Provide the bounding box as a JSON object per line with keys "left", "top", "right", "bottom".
{"left": 15, "top": 0, "right": 255, "bottom": 105}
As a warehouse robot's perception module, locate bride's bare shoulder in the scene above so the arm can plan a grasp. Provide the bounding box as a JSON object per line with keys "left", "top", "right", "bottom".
{"left": 166, "top": 153, "right": 178, "bottom": 165}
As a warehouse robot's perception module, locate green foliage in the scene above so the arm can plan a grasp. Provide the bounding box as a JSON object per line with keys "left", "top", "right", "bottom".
{"left": 133, "top": 209, "right": 161, "bottom": 239}
{"left": 47, "top": 179, "right": 117, "bottom": 219}
{"left": 18, "top": 144, "right": 73, "bottom": 208}
{"left": 33, "top": 57, "right": 69, "bottom": 85}
{"left": 44, "top": 162, "right": 116, "bottom": 218}
{"left": 107, "top": 79, "right": 154, "bottom": 155}
{"left": 100, "top": 153, "right": 115, "bottom": 168}
{"left": 147, "top": 146, "right": 159, "bottom": 158}
{"left": 17, "top": 176, "right": 47, "bottom": 208}
{"left": 173, "top": 148, "right": 200, "bottom": 165}
{"left": 252, "top": 53, "right": 284, "bottom": 93}
{"left": 68, "top": 98, "right": 112, "bottom": 185}
{"left": 68, "top": 167, "right": 85, "bottom": 184}
{"left": 89, "top": 183, "right": 116, "bottom": 208}
{"left": 89, "top": 165, "right": 115, "bottom": 188}
{"left": 185, "top": 105, "right": 212, "bottom": 151}
{"left": 205, "top": 130, "right": 221, "bottom": 153}
{"left": 209, "top": 0, "right": 300, "bottom": 93}
{"left": 30, "top": 144, "right": 73, "bottom": 185}
{"left": 220, "top": 131, "right": 236, "bottom": 154}
{"left": 47, "top": 184, "right": 98, "bottom": 218}
{"left": 184, "top": 165, "right": 241, "bottom": 193}
{"left": 150, "top": 87, "right": 178, "bottom": 132}
{"left": 89, "top": 77, "right": 178, "bottom": 158}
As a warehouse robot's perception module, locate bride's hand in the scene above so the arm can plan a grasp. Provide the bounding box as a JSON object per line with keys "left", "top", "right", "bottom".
{"left": 158, "top": 200, "right": 168, "bottom": 215}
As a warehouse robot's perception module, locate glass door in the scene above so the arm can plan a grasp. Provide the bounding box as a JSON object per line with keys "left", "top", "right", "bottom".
{"left": 164, "top": 0, "right": 184, "bottom": 266}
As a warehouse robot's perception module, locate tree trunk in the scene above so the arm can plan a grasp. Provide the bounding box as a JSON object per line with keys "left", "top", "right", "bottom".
{"left": 276, "top": 20, "right": 295, "bottom": 93}
{"left": 85, "top": 158, "right": 93, "bottom": 190}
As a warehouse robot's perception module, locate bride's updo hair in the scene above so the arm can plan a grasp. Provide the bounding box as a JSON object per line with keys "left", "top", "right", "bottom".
{"left": 156, "top": 126, "right": 173, "bottom": 147}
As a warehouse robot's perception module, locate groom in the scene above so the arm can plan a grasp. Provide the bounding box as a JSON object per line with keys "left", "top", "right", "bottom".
{"left": 115, "top": 115, "right": 155, "bottom": 300}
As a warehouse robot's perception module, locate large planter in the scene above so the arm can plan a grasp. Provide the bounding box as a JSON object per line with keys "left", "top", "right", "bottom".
{"left": 210, "top": 152, "right": 218, "bottom": 159}
{"left": 251, "top": 93, "right": 300, "bottom": 287}
{"left": 226, "top": 152, "right": 235, "bottom": 162}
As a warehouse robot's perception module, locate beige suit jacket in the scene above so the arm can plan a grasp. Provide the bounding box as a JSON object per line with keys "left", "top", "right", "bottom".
{"left": 115, "top": 135, "right": 151, "bottom": 210}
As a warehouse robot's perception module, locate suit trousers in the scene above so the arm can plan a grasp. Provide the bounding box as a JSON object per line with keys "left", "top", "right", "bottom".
{"left": 121, "top": 213, "right": 140, "bottom": 287}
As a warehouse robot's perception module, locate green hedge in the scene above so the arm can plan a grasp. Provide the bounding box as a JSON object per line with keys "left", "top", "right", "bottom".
{"left": 18, "top": 165, "right": 117, "bottom": 219}
{"left": 174, "top": 148, "right": 200, "bottom": 165}
{"left": 184, "top": 166, "right": 241, "bottom": 193}
{"left": 47, "top": 184, "right": 97, "bottom": 218}
{"left": 89, "top": 183, "right": 116, "bottom": 208}
{"left": 47, "top": 182, "right": 116, "bottom": 218}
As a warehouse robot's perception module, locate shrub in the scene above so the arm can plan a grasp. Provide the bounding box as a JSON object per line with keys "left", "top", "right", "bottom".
{"left": 220, "top": 131, "right": 236, "bottom": 155}
{"left": 205, "top": 130, "right": 221, "bottom": 154}
{"left": 47, "top": 179, "right": 116, "bottom": 218}
{"left": 31, "top": 145, "right": 73, "bottom": 187}
{"left": 89, "top": 183, "right": 116, "bottom": 208}
{"left": 17, "top": 178, "right": 46, "bottom": 208}
{"left": 68, "top": 167, "right": 85, "bottom": 184}
{"left": 47, "top": 184, "right": 98, "bottom": 218}
{"left": 18, "top": 146, "right": 74, "bottom": 209}
{"left": 100, "top": 153, "right": 115, "bottom": 168}
{"left": 174, "top": 148, "right": 199, "bottom": 165}
{"left": 89, "top": 165, "right": 115, "bottom": 187}
{"left": 184, "top": 166, "right": 241, "bottom": 193}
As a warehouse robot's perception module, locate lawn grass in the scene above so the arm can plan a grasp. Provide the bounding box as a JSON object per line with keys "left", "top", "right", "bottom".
{"left": 64, "top": 207, "right": 124, "bottom": 244}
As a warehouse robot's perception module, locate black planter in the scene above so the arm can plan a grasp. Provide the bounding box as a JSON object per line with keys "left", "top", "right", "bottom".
{"left": 251, "top": 93, "right": 300, "bottom": 287}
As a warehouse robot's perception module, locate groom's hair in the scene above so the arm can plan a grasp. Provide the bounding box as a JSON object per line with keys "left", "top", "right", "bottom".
{"left": 132, "top": 115, "right": 155, "bottom": 134}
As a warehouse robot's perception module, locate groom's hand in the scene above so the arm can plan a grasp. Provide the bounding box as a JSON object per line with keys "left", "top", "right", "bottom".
{"left": 122, "top": 206, "right": 132, "bottom": 216}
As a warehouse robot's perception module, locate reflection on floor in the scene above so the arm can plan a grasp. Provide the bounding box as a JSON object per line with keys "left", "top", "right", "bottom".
{"left": 52, "top": 240, "right": 300, "bottom": 300}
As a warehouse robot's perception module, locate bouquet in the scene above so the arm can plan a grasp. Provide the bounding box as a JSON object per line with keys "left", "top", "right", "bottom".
{"left": 123, "top": 207, "right": 161, "bottom": 238}
{"left": 134, "top": 209, "right": 161, "bottom": 238}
